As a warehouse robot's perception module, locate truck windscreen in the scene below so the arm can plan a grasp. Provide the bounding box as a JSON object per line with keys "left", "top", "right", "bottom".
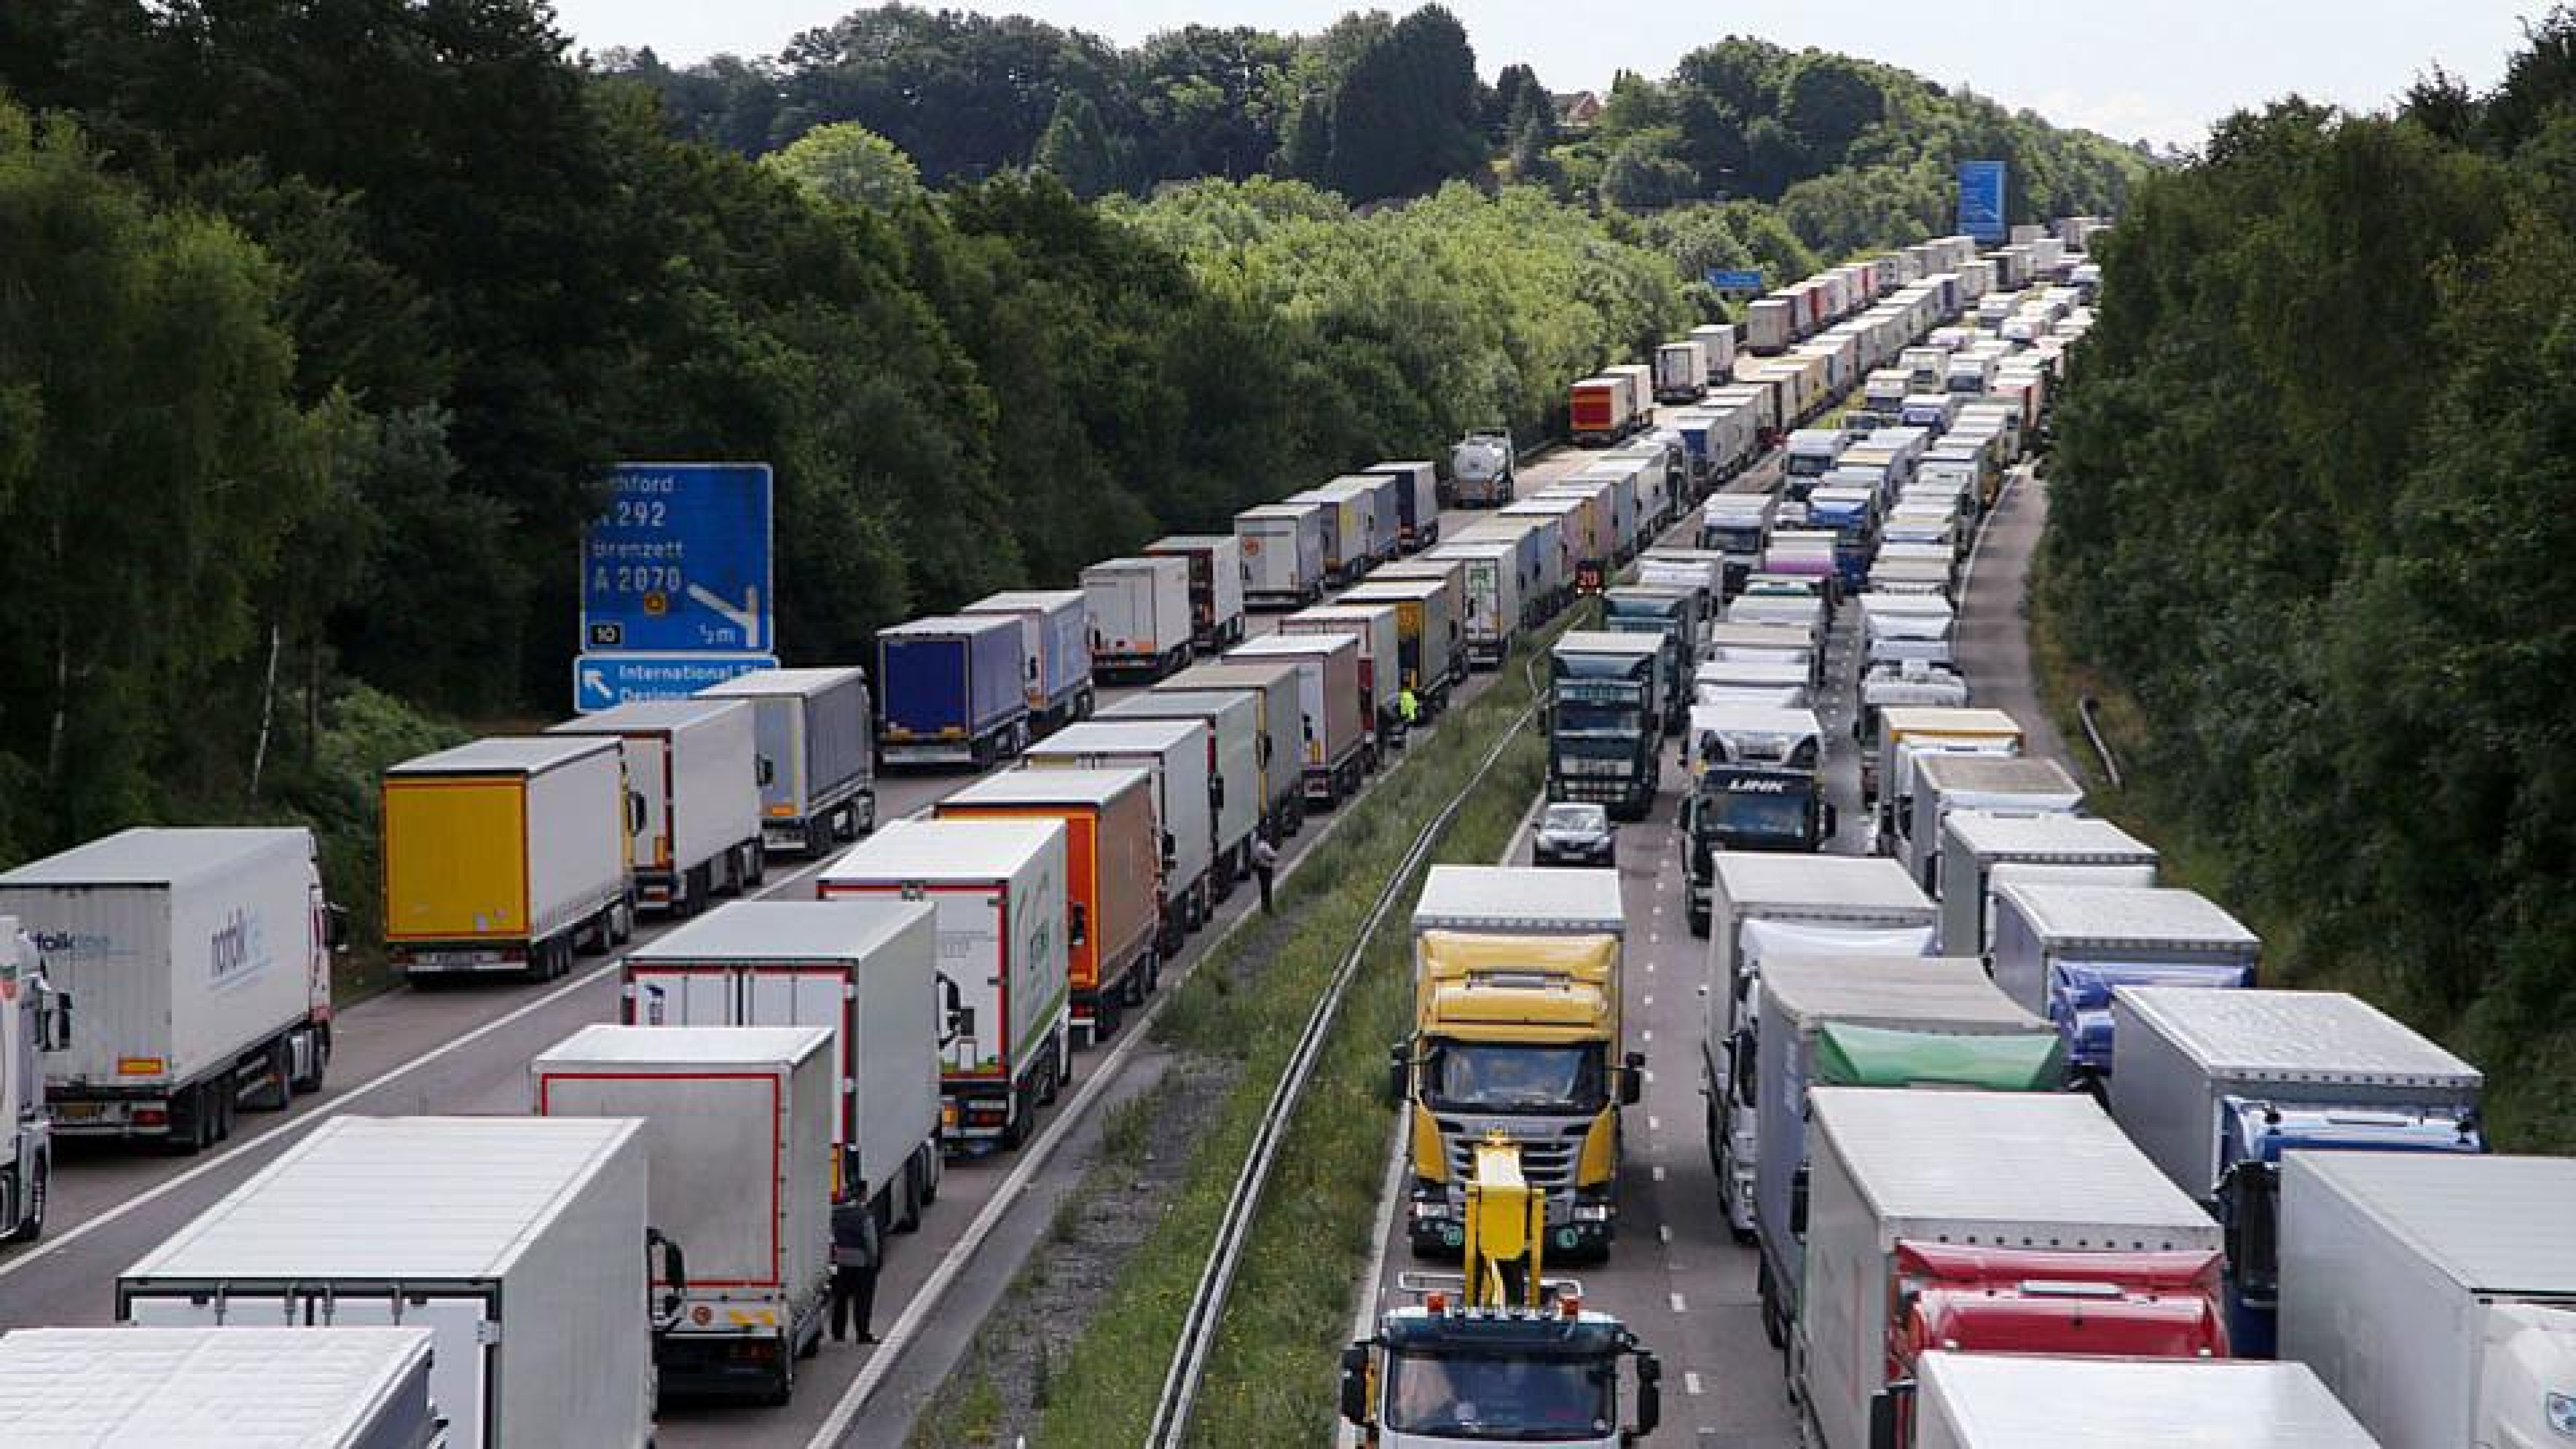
{"left": 1702, "top": 787, "right": 1811, "bottom": 841}
{"left": 1556, "top": 700, "right": 1642, "bottom": 736}
{"left": 1428, "top": 1042, "right": 1607, "bottom": 1115}
{"left": 1385, "top": 1350, "right": 1615, "bottom": 1438}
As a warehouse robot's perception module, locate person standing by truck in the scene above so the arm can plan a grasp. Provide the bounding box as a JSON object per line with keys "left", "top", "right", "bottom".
{"left": 1252, "top": 835, "right": 1279, "bottom": 914}
{"left": 830, "top": 1196, "right": 880, "bottom": 1344}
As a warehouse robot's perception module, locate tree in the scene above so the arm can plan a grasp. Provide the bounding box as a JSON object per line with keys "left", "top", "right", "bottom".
{"left": 1599, "top": 134, "right": 1698, "bottom": 211}
{"left": 763, "top": 121, "right": 923, "bottom": 212}
{"left": 1034, "top": 91, "right": 1123, "bottom": 197}
{"left": 1489, "top": 62, "right": 1542, "bottom": 139}
{"left": 1778, "top": 55, "right": 1883, "bottom": 169}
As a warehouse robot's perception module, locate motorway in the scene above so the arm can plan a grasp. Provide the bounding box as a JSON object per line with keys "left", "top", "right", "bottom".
{"left": 1354, "top": 459, "right": 2058, "bottom": 1448}
{"left": 0, "top": 455, "right": 1629, "bottom": 1449}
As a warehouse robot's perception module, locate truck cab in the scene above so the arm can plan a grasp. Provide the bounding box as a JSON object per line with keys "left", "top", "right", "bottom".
{"left": 0, "top": 920, "right": 67, "bottom": 1242}
{"left": 1546, "top": 634, "right": 1662, "bottom": 821}
{"left": 1683, "top": 704, "right": 1831, "bottom": 868}
{"left": 1697, "top": 498, "right": 1776, "bottom": 595}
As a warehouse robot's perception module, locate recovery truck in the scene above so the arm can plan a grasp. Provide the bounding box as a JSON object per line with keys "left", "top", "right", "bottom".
{"left": 1399, "top": 866, "right": 1639, "bottom": 1263}
{"left": 1546, "top": 632, "right": 1662, "bottom": 821}
{"left": 1341, "top": 1134, "right": 1662, "bottom": 1448}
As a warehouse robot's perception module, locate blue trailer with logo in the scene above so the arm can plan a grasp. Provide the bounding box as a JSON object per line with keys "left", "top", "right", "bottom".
{"left": 877, "top": 615, "right": 1030, "bottom": 769}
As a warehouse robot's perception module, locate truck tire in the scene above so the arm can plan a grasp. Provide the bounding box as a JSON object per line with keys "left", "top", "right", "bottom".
{"left": 920, "top": 1142, "right": 943, "bottom": 1205}
{"left": 247, "top": 1037, "right": 294, "bottom": 1112}
{"left": 766, "top": 1346, "right": 795, "bottom": 1406}
{"left": 896, "top": 1156, "right": 924, "bottom": 1233}
{"left": 744, "top": 840, "right": 766, "bottom": 890}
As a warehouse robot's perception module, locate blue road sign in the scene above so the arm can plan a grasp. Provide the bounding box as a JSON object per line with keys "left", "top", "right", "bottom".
{"left": 1958, "top": 160, "right": 2008, "bottom": 243}
{"left": 1704, "top": 268, "right": 1765, "bottom": 294}
{"left": 581, "top": 462, "right": 773, "bottom": 654}
{"left": 574, "top": 653, "right": 778, "bottom": 713}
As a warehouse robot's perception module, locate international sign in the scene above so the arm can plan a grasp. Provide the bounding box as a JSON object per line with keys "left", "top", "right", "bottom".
{"left": 1704, "top": 268, "right": 1765, "bottom": 295}
{"left": 581, "top": 462, "right": 773, "bottom": 655}
{"left": 1957, "top": 160, "right": 2008, "bottom": 243}
{"left": 574, "top": 653, "right": 778, "bottom": 713}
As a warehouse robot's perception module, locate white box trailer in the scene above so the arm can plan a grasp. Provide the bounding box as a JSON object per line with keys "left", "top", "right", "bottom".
{"left": 1691, "top": 323, "right": 1737, "bottom": 379}
{"left": 1704, "top": 853, "right": 1934, "bottom": 1237}
{"left": 534, "top": 1025, "right": 835, "bottom": 1402}
{"left": 1936, "top": 811, "right": 2157, "bottom": 954}
{"left": 1080, "top": 556, "right": 1194, "bottom": 682}
{"left": 1900, "top": 754, "right": 2083, "bottom": 893}
{"left": 1234, "top": 502, "right": 1327, "bottom": 610}
{"left": 1102, "top": 690, "right": 1262, "bottom": 880}
{"left": 0, "top": 1326, "right": 446, "bottom": 1448}
{"left": 1142, "top": 535, "right": 1248, "bottom": 652}
{"left": 0, "top": 828, "right": 333, "bottom": 1149}
{"left": 820, "top": 820, "right": 1071, "bottom": 1149}
{"left": 1423, "top": 542, "right": 1523, "bottom": 668}
{"left": 1027, "top": 719, "right": 1219, "bottom": 939}
{"left": 1656, "top": 340, "right": 1707, "bottom": 402}
{"left": 1360, "top": 461, "right": 1443, "bottom": 551}
{"left": 1160, "top": 660, "right": 1307, "bottom": 840}
{"left": 1910, "top": 1353, "right": 2379, "bottom": 1449}
{"left": 1291, "top": 485, "right": 1378, "bottom": 583}
{"left": 1800, "top": 1089, "right": 2222, "bottom": 1449}
{"left": 2282, "top": 1154, "right": 2576, "bottom": 1449}
{"left": 119, "top": 1116, "right": 651, "bottom": 1449}
{"left": 957, "top": 589, "right": 1097, "bottom": 734}
{"left": 1278, "top": 603, "right": 1403, "bottom": 740}
{"left": 696, "top": 665, "right": 878, "bottom": 854}
{"left": 621, "top": 900, "right": 943, "bottom": 1225}
{"left": 548, "top": 699, "right": 763, "bottom": 915}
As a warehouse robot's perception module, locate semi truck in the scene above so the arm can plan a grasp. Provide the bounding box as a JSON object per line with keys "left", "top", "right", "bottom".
{"left": 957, "top": 589, "right": 1097, "bottom": 735}
{"left": 1691, "top": 322, "right": 1736, "bottom": 378}
{"left": 1988, "top": 881, "right": 2260, "bottom": 1087}
{"left": 1026, "top": 718, "right": 1220, "bottom": 942}
{"left": 1868, "top": 705, "right": 2022, "bottom": 831}
{"left": 622, "top": 899, "right": 944, "bottom": 1224}
{"left": 1546, "top": 632, "right": 1663, "bottom": 820}
{"left": 1655, "top": 339, "right": 1707, "bottom": 403}
{"left": 1698, "top": 496, "right": 1777, "bottom": 596}
{"left": 2110, "top": 986, "right": 2485, "bottom": 1357}
{"left": 1599, "top": 586, "right": 1700, "bottom": 735}
{"left": 534, "top": 1024, "right": 836, "bottom": 1401}
{"left": 1935, "top": 811, "right": 2157, "bottom": 955}
{"left": 119, "top": 1115, "right": 653, "bottom": 1449}
{"left": 0, "top": 918, "right": 65, "bottom": 1240}
{"left": 1234, "top": 501, "right": 1329, "bottom": 609}
{"left": 695, "top": 665, "right": 878, "bottom": 854}
{"left": 381, "top": 737, "right": 629, "bottom": 983}
{"left": 820, "top": 821, "right": 1072, "bottom": 1150}
{"left": 876, "top": 614, "right": 1030, "bottom": 768}
{"left": 1570, "top": 376, "right": 1637, "bottom": 447}
{"left": 1279, "top": 602, "right": 1402, "bottom": 754}
{"left": 1, "top": 828, "right": 336, "bottom": 1149}
{"left": 1449, "top": 428, "right": 1516, "bottom": 507}
{"left": 1750, "top": 956, "right": 2057, "bottom": 1351}
{"left": 1342, "top": 577, "right": 1464, "bottom": 715}
{"left": 0, "top": 1327, "right": 446, "bottom": 1448}
{"left": 1102, "top": 689, "right": 1262, "bottom": 884}
{"left": 1682, "top": 707, "right": 1833, "bottom": 919}
{"left": 1895, "top": 754, "right": 2083, "bottom": 893}
{"left": 1903, "top": 1354, "right": 2378, "bottom": 1449}
{"left": 1291, "top": 484, "right": 1376, "bottom": 585}
{"left": 1703, "top": 853, "right": 1935, "bottom": 1238}
{"left": 2281, "top": 1153, "right": 2576, "bottom": 1449}
{"left": 1423, "top": 542, "right": 1522, "bottom": 667}
{"left": 1327, "top": 473, "right": 1404, "bottom": 566}
{"left": 1160, "top": 659, "right": 1306, "bottom": 841}
{"left": 937, "top": 768, "right": 1163, "bottom": 1043}
{"left": 1400, "top": 866, "right": 1639, "bottom": 1261}
{"left": 547, "top": 698, "right": 764, "bottom": 915}
{"left": 1141, "top": 535, "right": 1248, "bottom": 651}
{"left": 1361, "top": 461, "right": 1443, "bottom": 550}
{"left": 1080, "top": 556, "right": 1194, "bottom": 683}
{"left": 1799, "top": 1088, "right": 2226, "bottom": 1449}
{"left": 1227, "top": 632, "right": 1370, "bottom": 807}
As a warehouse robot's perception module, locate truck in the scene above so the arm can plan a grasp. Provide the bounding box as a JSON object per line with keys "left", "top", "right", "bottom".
{"left": 1291, "top": 484, "right": 1377, "bottom": 584}
{"left": 1342, "top": 577, "right": 1464, "bottom": 716}
{"left": 1634, "top": 549, "right": 1725, "bottom": 617}
{"left": 534, "top": 1024, "right": 836, "bottom": 1401}
{"left": 1361, "top": 461, "right": 1443, "bottom": 550}
{"left": 1691, "top": 322, "right": 1736, "bottom": 378}
{"left": 2281, "top": 1153, "right": 2576, "bottom": 1449}
{"left": 695, "top": 665, "right": 878, "bottom": 854}
{"left": 1234, "top": 501, "right": 1329, "bottom": 609}
{"left": 380, "top": 738, "right": 627, "bottom": 984}
{"left": 0, "top": 1327, "right": 447, "bottom": 1447}
{"left": 1340, "top": 1133, "right": 1662, "bottom": 1448}
{"left": 0, "top": 918, "right": 66, "bottom": 1239}
{"left": 1799, "top": 1088, "right": 2226, "bottom": 1449}
{"left": 1655, "top": 340, "right": 1707, "bottom": 403}
{"left": 1784, "top": 428, "right": 1848, "bottom": 484}
{"left": 1698, "top": 494, "right": 1776, "bottom": 595}
{"left": 1161, "top": 659, "right": 1306, "bottom": 841}
{"left": 1449, "top": 428, "right": 1516, "bottom": 507}
{"left": 1546, "top": 632, "right": 1663, "bottom": 820}
{"left": 1988, "top": 882, "right": 2260, "bottom": 1088}
{"left": 1400, "top": 866, "right": 1640, "bottom": 1261}
{"left": 1, "top": 828, "right": 337, "bottom": 1149}
{"left": 1141, "top": 535, "right": 1248, "bottom": 651}
{"left": 1861, "top": 592, "right": 1956, "bottom": 674}
{"left": 957, "top": 589, "right": 1097, "bottom": 735}
{"left": 1227, "top": 632, "right": 1370, "bottom": 807}
{"left": 1681, "top": 706, "right": 1833, "bottom": 896}
{"left": 1599, "top": 586, "right": 1700, "bottom": 736}
{"left": 876, "top": 614, "right": 1030, "bottom": 768}
{"left": 1748, "top": 297, "right": 1794, "bottom": 355}
{"left": 819, "top": 822, "right": 1072, "bottom": 1150}
{"left": 623, "top": 899, "right": 942, "bottom": 1223}
{"left": 2111, "top": 986, "right": 2485, "bottom": 1357}
{"left": 1903, "top": 1354, "right": 2378, "bottom": 1449}
{"left": 1750, "top": 954, "right": 2058, "bottom": 1351}
{"left": 1896, "top": 754, "right": 2083, "bottom": 893}
{"left": 120, "top": 1115, "right": 654, "bottom": 1449}
{"left": 1692, "top": 659, "right": 1811, "bottom": 708}
{"left": 936, "top": 769, "right": 1163, "bottom": 1043}
{"left": 1279, "top": 602, "right": 1402, "bottom": 753}
{"left": 1102, "top": 688, "right": 1263, "bottom": 884}
{"left": 1423, "top": 543, "right": 1522, "bottom": 668}
{"left": 1080, "top": 556, "right": 1194, "bottom": 682}
{"left": 1935, "top": 811, "right": 2157, "bottom": 955}
{"left": 1569, "top": 376, "right": 1636, "bottom": 447}
{"left": 1327, "top": 473, "right": 1404, "bottom": 566}
{"left": 1026, "top": 718, "right": 1220, "bottom": 943}
{"left": 548, "top": 698, "right": 764, "bottom": 915}
{"left": 1869, "top": 705, "right": 2023, "bottom": 831}
{"left": 1702, "top": 853, "right": 1935, "bottom": 1236}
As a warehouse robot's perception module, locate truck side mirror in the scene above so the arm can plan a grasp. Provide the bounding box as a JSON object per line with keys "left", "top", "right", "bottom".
{"left": 1069, "top": 902, "right": 1088, "bottom": 948}
{"left": 1621, "top": 1051, "right": 1646, "bottom": 1106}
{"left": 646, "top": 1227, "right": 688, "bottom": 1332}
{"left": 1868, "top": 1381, "right": 1916, "bottom": 1449}
{"left": 36, "top": 984, "right": 70, "bottom": 1052}
{"left": 1631, "top": 1353, "right": 1662, "bottom": 1439}
{"left": 756, "top": 756, "right": 776, "bottom": 787}
{"left": 626, "top": 791, "right": 647, "bottom": 835}
{"left": 324, "top": 904, "right": 351, "bottom": 952}
{"left": 1338, "top": 1343, "right": 1373, "bottom": 1425}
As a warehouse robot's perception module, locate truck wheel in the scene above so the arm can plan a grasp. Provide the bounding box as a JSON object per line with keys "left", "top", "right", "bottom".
{"left": 921, "top": 1142, "right": 944, "bottom": 1204}
{"left": 807, "top": 817, "right": 832, "bottom": 856}
{"left": 744, "top": 841, "right": 767, "bottom": 890}
{"left": 249, "top": 1038, "right": 293, "bottom": 1112}
{"left": 6, "top": 1157, "right": 44, "bottom": 1243}
{"left": 767, "top": 1350, "right": 795, "bottom": 1406}
{"left": 1758, "top": 1258, "right": 1787, "bottom": 1349}
{"left": 208, "top": 1083, "right": 235, "bottom": 1145}
{"left": 896, "top": 1157, "right": 924, "bottom": 1233}
{"left": 999, "top": 1087, "right": 1032, "bottom": 1150}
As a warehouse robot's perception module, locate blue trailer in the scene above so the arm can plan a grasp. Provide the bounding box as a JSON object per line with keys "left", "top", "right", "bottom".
{"left": 877, "top": 614, "right": 1030, "bottom": 769}
{"left": 960, "top": 589, "right": 1097, "bottom": 737}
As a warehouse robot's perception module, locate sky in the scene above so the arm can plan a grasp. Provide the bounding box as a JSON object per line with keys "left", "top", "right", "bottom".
{"left": 550, "top": 0, "right": 2537, "bottom": 149}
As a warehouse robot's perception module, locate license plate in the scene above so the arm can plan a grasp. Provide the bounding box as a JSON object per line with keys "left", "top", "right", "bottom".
{"left": 411, "top": 951, "right": 499, "bottom": 969}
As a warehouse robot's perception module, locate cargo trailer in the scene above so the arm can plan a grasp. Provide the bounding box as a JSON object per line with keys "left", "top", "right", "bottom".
{"left": 695, "top": 665, "right": 878, "bottom": 854}
{"left": 1421, "top": 542, "right": 1522, "bottom": 668}
{"left": 548, "top": 698, "right": 763, "bottom": 916}
{"left": 534, "top": 1024, "right": 836, "bottom": 1400}
{"left": 119, "top": 1116, "right": 653, "bottom": 1449}
{"left": 1343, "top": 578, "right": 1464, "bottom": 712}
{"left": 957, "top": 589, "right": 1096, "bottom": 735}
{"left": 936, "top": 769, "right": 1162, "bottom": 1042}
{"left": 820, "top": 823, "right": 1071, "bottom": 1150}
{"left": 0, "top": 1327, "right": 445, "bottom": 1449}
{"left": 1747, "top": 298, "right": 1794, "bottom": 355}
{"left": 1289, "top": 486, "right": 1376, "bottom": 585}
{"left": 1897, "top": 754, "right": 2082, "bottom": 894}
{"left": 1905, "top": 1353, "right": 2377, "bottom": 1449}
{"left": 1160, "top": 660, "right": 1306, "bottom": 841}
{"left": 1690, "top": 323, "right": 1736, "bottom": 378}
{"left": 380, "top": 738, "right": 629, "bottom": 984}
{"left": 1988, "top": 882, "right": 2260, "bottom": 1084}
{"left": 1102, "top": 689, "right": 1262, "bottom": 882}
{"left": 0, "top": 919, "right": 61, "bottom": 1241}
{"left": 1226, "top": 632, "right": 1369, "bottom": 806}
{"left": 1361, "top": 461, "right": 1442, "bottom": 550}
{"left": 1234, "top": 502, "right": 1329, "bottom": 609}
{"left": 1026, "top": 719, "right": 1217, "bottom": 947}
{"left": 1080, "top": 556, "right": 1194, "bottom": 683}
{"left": 1324, "top": 474, "right": 1403, "bottom": 565}
{"left": 621, "top": 900, "right": 942, "bottom": 1223}
{"left": 1279, "top": 603, "right": 1402, "bottom": 751}
{"left": 1570, "top": 376, "right": 1635, "bottom": 447}
{"left": 1, "top": 828, "right": 338, "bottom": 1149}
{"left": 876, "top": 614, "right": 1030, "bottom": 768}
{"left": 1142, "top": 535, "right": 1248, "bottom": 651}
{"left": 1655, "top": 340, "right": 1707, "bottom": 403}
{"left": 1935, "top": 811, "right": 2157, "bottom": 955}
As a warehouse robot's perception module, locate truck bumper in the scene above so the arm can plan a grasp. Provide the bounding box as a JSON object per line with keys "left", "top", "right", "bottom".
{"left": 48, "top": 1094, "right": 176, "bottom": 1139}
{"left": 655, "top": 1310, "right": 811, "bottom": 1401}
{"left": 1407, "top": 1183, "right": 1615, "bottom": 1258}
{"left": 942, "top": 1078, "right": 1022, "bottom": 1143}
{"left": 394, "top": 945, "right": 529, "bottom": 976}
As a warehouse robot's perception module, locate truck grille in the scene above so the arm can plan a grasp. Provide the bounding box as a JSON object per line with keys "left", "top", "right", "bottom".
{"left": 1438, "top": 1120, "right": 1586, "bottom": 1189}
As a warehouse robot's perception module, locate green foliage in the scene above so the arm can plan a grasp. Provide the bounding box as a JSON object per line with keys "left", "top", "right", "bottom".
{"left": 763, "top": 120, "right": 925, "bottom": 212}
